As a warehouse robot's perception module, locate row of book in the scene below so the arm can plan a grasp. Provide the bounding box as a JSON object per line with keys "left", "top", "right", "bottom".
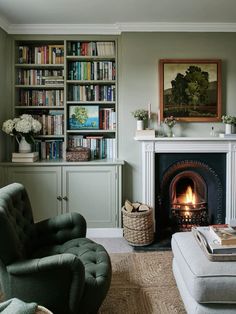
{"left": 68, "top": 135, "right": 116, "bottom": 159}
{"left": 68, "top": 61, "right": 115, "bottom": 81}
{"left": 18, "top": 45, "right": 64, "bottom": 64}
{"left": 68, "top": 84, "right": 115, "bottom": 102}
{"left": 67, "top": 41, "right": 115, "bottom": 57}
{"left": 16, "top": 69, "right": 64, "bottom": 85}
{"left": 18, "top": 90, "right": 64, "bottom": 107}
{"left": 99, "top": 108, "right": 116, "bottom": 130}
{"left": 34, "top": 139, "right": 64, "bottom": 160}
{"left": 33, "top": 112, "right": 64, "bottom": 135}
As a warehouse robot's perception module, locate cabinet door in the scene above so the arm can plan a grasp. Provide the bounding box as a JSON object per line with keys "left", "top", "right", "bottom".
{"left": 7, "top": 166, "right": 62, "bottom": 222}
{"left": 63, "top": 166, "right": 117, "bottom": 227}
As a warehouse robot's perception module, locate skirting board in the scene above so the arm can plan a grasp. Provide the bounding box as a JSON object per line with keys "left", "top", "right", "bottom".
{"left": 87, "top": 228, "right": 123, "bottom": 238}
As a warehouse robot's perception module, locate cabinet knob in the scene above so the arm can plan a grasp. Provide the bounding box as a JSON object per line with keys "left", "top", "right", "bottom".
{"left": 63, "top": 196, "right": 68, "bottom": 201}
{"left": 57, "top": 196, "right": 62, "bottom": 201}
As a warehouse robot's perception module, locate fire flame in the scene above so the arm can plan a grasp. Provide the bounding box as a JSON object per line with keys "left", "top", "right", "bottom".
{"left": 177, "top": 186, "right": 196, "bottom": 213}
{"left": 184, "top": 186, "right": 196, "bottom": 205}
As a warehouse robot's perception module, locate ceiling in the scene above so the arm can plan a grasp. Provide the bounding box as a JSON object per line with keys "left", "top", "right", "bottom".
{"left": 0, "top": 0, "right": 236, "bottom": 34}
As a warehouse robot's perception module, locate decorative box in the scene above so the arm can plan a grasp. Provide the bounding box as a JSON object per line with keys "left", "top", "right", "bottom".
{"left": 66, "top": 147, "right": 91, "bottom": 162}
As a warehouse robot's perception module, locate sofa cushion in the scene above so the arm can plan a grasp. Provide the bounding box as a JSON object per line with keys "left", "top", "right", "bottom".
{"left": 172, "top": 232, "right": 236, "bottom": 303}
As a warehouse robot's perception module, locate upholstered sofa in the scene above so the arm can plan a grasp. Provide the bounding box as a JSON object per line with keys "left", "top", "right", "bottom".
{"left": 0, "top": 183, "right": 111, "bottom": 314}
{"left": 172, "top": 232, "right": 236, "bottom": 314}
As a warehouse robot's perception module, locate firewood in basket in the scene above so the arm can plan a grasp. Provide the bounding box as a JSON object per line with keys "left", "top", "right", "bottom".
{"left": 132, "top": 202, "right": 141, "bottom": 210}
{"left": 124, "top": 200, "right": 134, "bottom": 212}
{"left": 138, "top": 204, "right": 149, "bottom": 212}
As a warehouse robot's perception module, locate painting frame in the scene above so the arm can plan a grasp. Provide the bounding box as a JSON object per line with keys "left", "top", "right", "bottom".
{"left": 159, "top": 59, "right": 222, "bottom": 122}
{"left": 68, "top": 105, "right": 99, "bottom": 130}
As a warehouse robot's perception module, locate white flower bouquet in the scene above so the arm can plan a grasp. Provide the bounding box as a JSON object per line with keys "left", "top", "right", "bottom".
{"left": 164, "top": 116, "right": 177, "bottom": 128}
{"left": 2, "top": 114, "right": 42, "bottom": 144}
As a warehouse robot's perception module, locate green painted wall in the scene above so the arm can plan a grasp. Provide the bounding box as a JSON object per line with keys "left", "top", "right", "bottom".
{"left": 118, "top": 32, "right": 236, "bottom": 201}
{"left": 0, "top": 27, "right": 11, "bottom": 161}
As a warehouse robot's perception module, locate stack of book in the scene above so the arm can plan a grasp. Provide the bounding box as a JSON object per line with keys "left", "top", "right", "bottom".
{"left": 194, "top": 225, "right": 236, "bottom": 254}
{"left": 12, "top": 152, "right": 39, "bottom": 163}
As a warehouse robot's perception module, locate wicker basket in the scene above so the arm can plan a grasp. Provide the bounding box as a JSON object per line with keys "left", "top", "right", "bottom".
{"left": 122, "top": 206, "right": 154, "bottom": 246}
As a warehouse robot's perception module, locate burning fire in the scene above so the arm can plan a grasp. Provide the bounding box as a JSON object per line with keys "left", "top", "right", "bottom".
{"left": 178, "top": 186, "right": 196, "bottom": 214}
{"left": 184, "top": 186, "right": 196, "bottom": 205}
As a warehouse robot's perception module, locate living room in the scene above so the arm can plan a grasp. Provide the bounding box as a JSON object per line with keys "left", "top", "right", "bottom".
{"left": 0, "top": 0, "right": 236, "bottom": 313}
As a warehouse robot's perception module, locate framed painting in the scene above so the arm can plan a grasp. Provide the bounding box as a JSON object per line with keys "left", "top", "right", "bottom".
{"left": 68, "top": 105, "right": 99, "bottom": 130}
{"left": 159, "top": 59, "right": 222, "bottom": 122}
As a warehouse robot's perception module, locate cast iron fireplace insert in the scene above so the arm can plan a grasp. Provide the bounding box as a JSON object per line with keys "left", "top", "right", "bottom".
{"left": 155, "top": 153, "right": 226, "bottom": 240}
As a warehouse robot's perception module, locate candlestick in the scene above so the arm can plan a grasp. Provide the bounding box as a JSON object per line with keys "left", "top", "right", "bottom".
{"left": 148, "top": 103, "right": 151, "bottom": 120}
{"left": 157, "top": 108, "right": 160, "bottom": 126}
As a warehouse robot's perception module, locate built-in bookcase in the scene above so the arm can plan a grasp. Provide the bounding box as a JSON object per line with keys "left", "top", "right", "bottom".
{"left": 66, "top": 40, "right": 117, "bottom": 160}
{"left": 13, "top": 38, "right": 118, "bottom": 161}
{"left": 14, "top": 41, "right": 65, "bottom": 160}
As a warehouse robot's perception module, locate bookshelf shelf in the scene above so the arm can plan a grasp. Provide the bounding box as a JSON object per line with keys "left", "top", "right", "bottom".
{"left": 66, "top": 56, "right": 115, "bottom": 61}
{"left": 15, "top": 64, "right": 64, "bottom": 68}
{"left": 15, "top": 106, "right": 64, "bottom": 109}
{"left": 15, "top": 85, "right": 64, "bottom": 89}
{"left": 66, "top": 101, "right": 115, "bottom": 105}
{"left": 67, "top": 130, "right": 116, "bottom": 134}
{"left": 66, "top": 80, "right": 115, "bottom": 85}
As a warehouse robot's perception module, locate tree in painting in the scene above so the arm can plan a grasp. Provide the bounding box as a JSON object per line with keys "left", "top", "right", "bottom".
{"left": 171, "top": 66, "right": 209, "bottom": 110}
{"left": 73, "top": 106, "right": 88, "bottom": 125}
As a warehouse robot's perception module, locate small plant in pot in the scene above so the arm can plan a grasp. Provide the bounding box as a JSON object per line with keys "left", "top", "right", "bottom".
{"left": 131, "top": 109, "right": 148, "bottom": 130}
{"left": 222, "top": 115, "right": 236, "bottom": 134}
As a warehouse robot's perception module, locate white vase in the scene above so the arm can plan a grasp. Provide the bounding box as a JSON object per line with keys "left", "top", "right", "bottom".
{"left": 18, "top": 136, "right": 32, "bottom": 153}
{"left": 137, "top": 120, "right": 144, "bottom": 130}
{"left": 225, "top": 123, "right": 233, "bottom": 135}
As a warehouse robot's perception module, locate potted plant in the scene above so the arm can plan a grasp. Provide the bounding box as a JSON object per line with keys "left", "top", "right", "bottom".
{"left": 222, "top": 115, "right": 236, "bottom": 134}
{"left": 2, "top": 114, "right": 42, "bottom": 153}
{"left": 131, "top": 109, "right": 148, "bottom": 130}
{"left": 164, "top": 116, "right": 177, "bottom": 137}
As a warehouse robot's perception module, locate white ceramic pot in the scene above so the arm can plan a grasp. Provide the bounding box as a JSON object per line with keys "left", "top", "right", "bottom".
{"left": 225, "top": 123, "right": 233, "bottom": 135}
{"left": 18, "top": 136, "right": 32, "bottom": 153}
{"left": 137, "top": 120, "right": 144, "bottom": 130}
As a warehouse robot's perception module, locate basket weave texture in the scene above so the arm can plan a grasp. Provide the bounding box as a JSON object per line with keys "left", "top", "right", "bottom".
{"left": 122, "top": 206, "right": 154, "bottom": 246}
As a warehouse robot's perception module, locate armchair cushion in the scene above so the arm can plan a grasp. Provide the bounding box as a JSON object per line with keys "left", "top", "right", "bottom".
{"left": 34, "top": 212, "right": 87, "bottom": 248}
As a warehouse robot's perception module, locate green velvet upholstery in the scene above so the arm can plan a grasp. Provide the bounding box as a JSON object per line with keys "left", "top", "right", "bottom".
{"left": 0, "top": 183, "right": 111, "bottom": 314}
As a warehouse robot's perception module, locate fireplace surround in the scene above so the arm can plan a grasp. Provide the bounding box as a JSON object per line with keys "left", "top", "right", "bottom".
{"left": 135, "top": 137, "right": 236, "bottom": 232}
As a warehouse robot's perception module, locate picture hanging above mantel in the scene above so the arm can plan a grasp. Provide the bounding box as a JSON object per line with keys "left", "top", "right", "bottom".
{"left": 159, "top": 59, "right": 222, "bottom": 122}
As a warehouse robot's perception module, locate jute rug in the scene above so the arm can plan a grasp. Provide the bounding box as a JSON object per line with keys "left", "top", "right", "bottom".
{"left": 99, "top": 251, "right": 186, "bottom": 314}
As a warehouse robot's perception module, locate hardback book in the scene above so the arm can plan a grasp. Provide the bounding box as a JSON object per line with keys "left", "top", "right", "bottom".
{"left": 12, "top": 152, "right": 39, "bottom": 158}
{"left": 135, "top": 129, "right": 155, "bottom": 138}
{"left": 12, "top": 156, "right": 38, "bottom": 163}
{"left": 209, "top": 226, "right": 236, "bottom": 245}
{"left": 193, "top": 227, "right": 236, "bottom": 254}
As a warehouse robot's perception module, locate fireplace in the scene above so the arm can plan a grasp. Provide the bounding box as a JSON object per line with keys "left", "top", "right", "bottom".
{"left": 156, "top": 154, "right": 226, "bottom": 234}
{"left": 135, "top": 137, "right": 236, "bottom": 240}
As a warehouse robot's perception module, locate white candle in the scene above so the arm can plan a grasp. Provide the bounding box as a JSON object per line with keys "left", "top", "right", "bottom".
{"left": 148, "top": 103, "right": 151, "bottom": 119}
{"left": 157, "top": 109, "right": 160, "bottom": 126}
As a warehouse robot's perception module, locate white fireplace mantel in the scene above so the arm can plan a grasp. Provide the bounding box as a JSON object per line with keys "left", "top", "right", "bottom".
{"left": 135, "top": 137, "right": 236, "bottom": 224}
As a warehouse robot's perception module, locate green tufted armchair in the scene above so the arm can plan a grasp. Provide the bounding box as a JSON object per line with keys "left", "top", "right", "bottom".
{"left": 0, "top": 183, "right": 111, "bottom": 314}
